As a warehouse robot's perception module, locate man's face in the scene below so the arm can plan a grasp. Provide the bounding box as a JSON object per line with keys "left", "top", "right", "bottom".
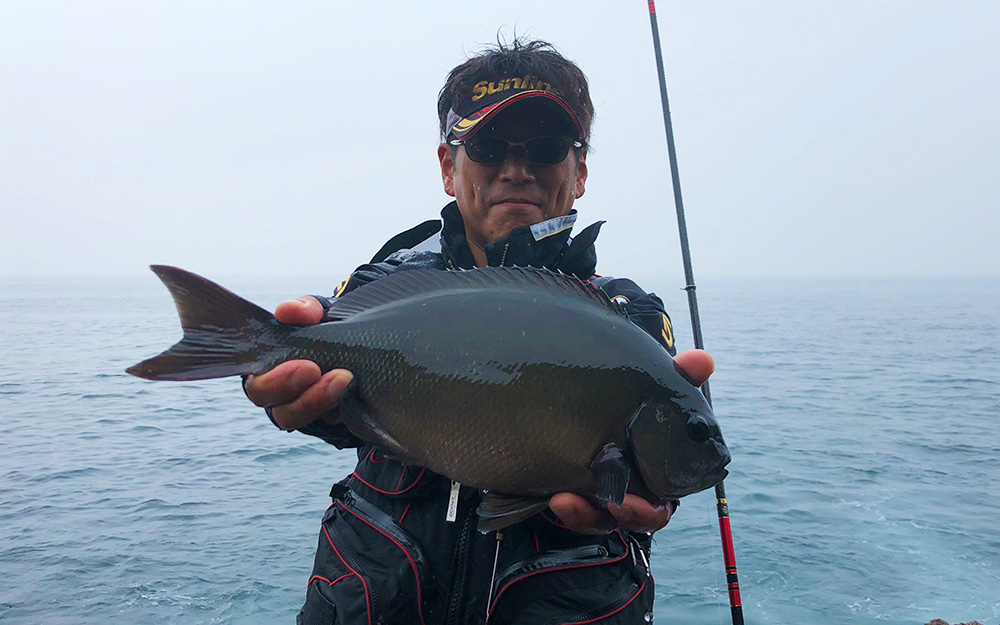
{"left": 438, "top": 102, "right": 588, "bottom": 265}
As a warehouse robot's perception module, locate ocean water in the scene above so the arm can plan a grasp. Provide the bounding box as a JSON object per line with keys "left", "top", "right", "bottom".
{"left": 1, "top": 274, "right": 997, "bottom": 624}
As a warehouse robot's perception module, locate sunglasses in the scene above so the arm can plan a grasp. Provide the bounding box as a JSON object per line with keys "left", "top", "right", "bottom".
{"left": 448, "top": 135, "right": 584, "bottom": 165}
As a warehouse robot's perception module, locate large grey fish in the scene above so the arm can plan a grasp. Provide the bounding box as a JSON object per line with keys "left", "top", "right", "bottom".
{"left": 128, "top": 265, "right": 730, "bottom": 530}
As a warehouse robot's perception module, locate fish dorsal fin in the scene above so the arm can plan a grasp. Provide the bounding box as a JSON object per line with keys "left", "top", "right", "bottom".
{"left": 326, "top": 266, "right": 625, "bottom": 321}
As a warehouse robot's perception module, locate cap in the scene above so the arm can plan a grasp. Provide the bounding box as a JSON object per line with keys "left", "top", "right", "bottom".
{"left": 444, "top": 75, "right": 584, "bottom": 141}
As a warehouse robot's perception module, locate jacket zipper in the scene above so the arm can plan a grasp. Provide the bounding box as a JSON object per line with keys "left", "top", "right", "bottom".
{"left": 444, "top": 500, "right": 477, "bottom": 625}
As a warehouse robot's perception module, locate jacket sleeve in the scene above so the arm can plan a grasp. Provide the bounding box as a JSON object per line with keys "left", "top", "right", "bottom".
{"left": 593, "top": 277, "right": 677, "bottom": 356}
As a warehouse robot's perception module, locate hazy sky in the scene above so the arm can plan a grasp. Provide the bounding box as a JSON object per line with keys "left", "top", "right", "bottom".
{"left": 1, "top": 1, "right": 997, "bottom": 280}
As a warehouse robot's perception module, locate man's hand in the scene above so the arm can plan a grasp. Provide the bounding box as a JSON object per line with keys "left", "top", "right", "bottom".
{"left": 243, "top": 296, "right": 353, "bottom": 430}
{"left": 549, "top": 348, "right": 716, "bottom": 534}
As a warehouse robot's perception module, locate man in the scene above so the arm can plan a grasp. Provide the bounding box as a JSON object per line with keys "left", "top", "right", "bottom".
{"left": 245, "top": 39, "right": 715, "bottom": 624}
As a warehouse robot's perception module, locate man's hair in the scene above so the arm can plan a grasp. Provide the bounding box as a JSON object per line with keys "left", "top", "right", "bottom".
{"left": 437, "top": 38, "right": 595, "bottom": 142}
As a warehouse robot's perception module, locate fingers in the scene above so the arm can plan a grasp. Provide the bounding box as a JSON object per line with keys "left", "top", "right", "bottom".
{"left": 274, "top": 296, "right": 324, "bottom": 326}
{"left": 549, "top": 493, "right": 676, "bottom": 535}
{"left": 245, "top": 360, "right": 322, "bottom": 407}
{"left": 245, "top": 360, "right": 353, "bottom": 430}
{"left": 673, "top": 349, "right": 715, "bottom": 387}
{"left": 243, "top": 297, "right": 339, "bottom": 430}
{"left": 549, "top": 493, "right": 617, "bottom": 535}
{"left": 607, "top": 495, "right": 675, "bottom": 533}
{"left": 269, "top": 369, "right": 353, "bottom": 430}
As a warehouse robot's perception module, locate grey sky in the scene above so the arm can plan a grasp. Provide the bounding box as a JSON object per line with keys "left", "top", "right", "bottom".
{"left": 1, "top": 1, "right": 997, "bottom": 280}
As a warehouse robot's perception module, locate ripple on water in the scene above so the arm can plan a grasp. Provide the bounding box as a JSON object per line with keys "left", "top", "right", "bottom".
{"left": 130, "top": 424, "right": 166, "bottom": 433}
{"left": 254, "top": 445, "right": 324, "bottom": 464}
{"left": 78, "top": 393, "right": 126, "bottom": 400}
{"left": 25, "top": 466, "right": 103, "bottom": 484}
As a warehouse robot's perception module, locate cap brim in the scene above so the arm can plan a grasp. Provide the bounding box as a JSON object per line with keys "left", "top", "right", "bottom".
{"left": 446, "top": 91, "right": 583, "bottom": 140}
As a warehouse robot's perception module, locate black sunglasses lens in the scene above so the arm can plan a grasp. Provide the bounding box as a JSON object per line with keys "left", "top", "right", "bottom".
{"left": 463, "top": 136, "right": 573, "bottom": 165}
{"left": 525, "top": 137, "right": 571, "bottom": 164}
{"left": 464, "top": 136, "right": 509, "bottom": 164}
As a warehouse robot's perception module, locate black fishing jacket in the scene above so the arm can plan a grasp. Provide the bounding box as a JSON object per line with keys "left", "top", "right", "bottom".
{"left": 293, "top": 202, "right": 677, "bottom": 625}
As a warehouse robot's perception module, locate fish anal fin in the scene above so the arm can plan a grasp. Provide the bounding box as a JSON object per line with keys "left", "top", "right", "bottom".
{"left": 590, "top": 443, "right": 631, "bottom": 507}
{"left": 477, "top": 492, "right": 550, "bottom": 533}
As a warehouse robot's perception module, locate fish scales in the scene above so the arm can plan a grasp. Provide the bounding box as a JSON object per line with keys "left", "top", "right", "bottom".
{"left": 295, "top": 287, "right": 658, "bottom": 492}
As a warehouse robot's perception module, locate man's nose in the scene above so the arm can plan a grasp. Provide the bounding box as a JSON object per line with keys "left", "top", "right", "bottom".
{"left": 498, "top": 148, "right": 537, "bottom": 184}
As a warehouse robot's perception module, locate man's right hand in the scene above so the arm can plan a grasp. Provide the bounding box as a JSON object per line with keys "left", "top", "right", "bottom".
{"left": 243, "top": 296, "right": 354, "bottom": 430}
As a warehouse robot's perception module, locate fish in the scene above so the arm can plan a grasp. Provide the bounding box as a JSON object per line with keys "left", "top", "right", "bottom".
{"left": 128, "top": 265, "right": 731, "bottom": 531}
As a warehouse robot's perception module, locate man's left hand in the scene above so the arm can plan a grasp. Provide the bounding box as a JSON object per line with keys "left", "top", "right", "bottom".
{"left": 548, "top": 349, "right": 715, "bottom": 534}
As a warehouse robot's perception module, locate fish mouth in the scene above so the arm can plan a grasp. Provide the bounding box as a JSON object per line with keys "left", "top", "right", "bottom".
{"left": 712, "top": 454, "right": 731, "bottom": 475}
{"left": 705, "top": 457, "right": 731, "bottom": 487}
{"left": 660, "top": 459, "right": 731, "bottom": 499}
{"left": 668, "top": 474, "right": 727, "bottom": 498}
{"left": 709, "top": 466, "right": 729, "bottom": 484}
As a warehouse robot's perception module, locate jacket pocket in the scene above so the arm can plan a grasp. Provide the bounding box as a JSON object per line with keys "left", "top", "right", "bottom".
{"left": 298, "top": 491, "right": 429, "bottom": 625}
{"left": 297, "top": 575, "right": 342, "bottom": 624}
{"left": 487, "top": 532, "right": 654, "bottom": 625}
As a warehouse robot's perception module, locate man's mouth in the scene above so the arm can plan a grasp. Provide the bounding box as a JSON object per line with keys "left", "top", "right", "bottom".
{"left": 492, "top": 199, "right": 539, "bottom": 211}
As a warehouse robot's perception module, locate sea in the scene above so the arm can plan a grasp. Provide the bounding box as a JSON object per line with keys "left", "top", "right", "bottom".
{"left": 1, "top": 273, "right": 997, "bottom": 625}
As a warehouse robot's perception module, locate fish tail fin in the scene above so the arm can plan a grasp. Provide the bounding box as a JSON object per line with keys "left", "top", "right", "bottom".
{"left": 126, "top": 265, "right": 281, "bottom": 381}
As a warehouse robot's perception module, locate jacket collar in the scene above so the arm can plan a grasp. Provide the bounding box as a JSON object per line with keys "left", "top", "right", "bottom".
{"left": 438, "top": 201, "right": 603, "bottom": 279}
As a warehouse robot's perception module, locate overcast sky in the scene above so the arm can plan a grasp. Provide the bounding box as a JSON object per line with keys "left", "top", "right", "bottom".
{"left": 1, "top": 1, "right": 997, "bottom": 281}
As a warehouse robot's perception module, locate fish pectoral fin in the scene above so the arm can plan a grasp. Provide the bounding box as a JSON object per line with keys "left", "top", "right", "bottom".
{"left": 340, "top": 381, "right": 407, "bottom": 457}
{"left": 477, "top": 492, "right": 550, "bottom": 533}
{"left": 590, "top": 443, "right": 631, "bottom": 507}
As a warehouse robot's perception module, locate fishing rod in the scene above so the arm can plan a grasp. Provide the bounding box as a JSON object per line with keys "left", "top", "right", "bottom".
{"left": 644, "top": 2, "right": 745, "bottom": 624}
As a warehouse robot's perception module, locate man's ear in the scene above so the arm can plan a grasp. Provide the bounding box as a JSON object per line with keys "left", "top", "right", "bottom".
{"left": 574, "top": 150, "right": 588, "bottom": 199}
{"left": 438, "top": 143, "right": 456, "bottom": 197}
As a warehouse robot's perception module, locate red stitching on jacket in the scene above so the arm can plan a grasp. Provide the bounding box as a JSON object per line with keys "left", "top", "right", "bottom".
{"left": 309, "top": 573, "right": 353, "bottom": 588}
{"left": 399, "top": 501, "right": 414, "bottom": 524}
{"left": 351, "top": 467, "right": 427, "bottom": 495}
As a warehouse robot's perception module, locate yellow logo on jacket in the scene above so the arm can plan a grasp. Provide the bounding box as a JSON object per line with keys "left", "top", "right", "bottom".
{"left": 661, "top": 314, "right": 674, "bottom": 349}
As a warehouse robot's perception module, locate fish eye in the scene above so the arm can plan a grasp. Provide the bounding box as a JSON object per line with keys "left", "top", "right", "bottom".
{"left": 686, "top": 415, "right": 711, "bottom": 443}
